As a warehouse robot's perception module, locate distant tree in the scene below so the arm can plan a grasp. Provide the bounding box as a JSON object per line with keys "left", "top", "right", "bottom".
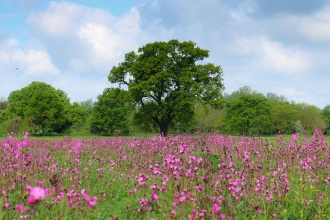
{"left": 194, "top": 104, "right": 224, "bottom": 132}
{"left": 266, "top": 92, "right": 288, "bottom": 103}
{"left": 0, "top": 97, "right": 9, "bottom": 125}
{"left": 91, "top": 88, "right": 134, "bottom": 136}
{"left": 7, "top": 90, "right": 26, "bottom": 119}
{"left": 7, "top": 82, "right": 68, "bottom": 135}
{"left": 225, "top": 86, "right": 264, "bottom": 103}
{"left": 0, "top": 109, "right": 8, "bottom": 125}
{"left": 270, "top": 102, "right": 299, "bottom": 134}
{"left": 53, "top": 89, "right": 72, "bottom": 133}
{"left": 224, "top": 95, "right": 272, "bottom": 135}
{"left": 0, "top": 97, "right": 9, "bottom": 110}
{"left": 298, "top": 103, "right": 326, "bottom": 134}
{"left": 321, "top": 105, "right": 330, "bottom": 133}
{"left": 25, "top": 87, "right": 66, "bottom": 135}
{"left": 66, "top": 102, "right": 89, "bottom": 132}
{"left": 80, "top": 99, "right": 94, "bottom": 115}
{"left": 109, "top": 39, "right": 225, "bottom": 136}
{"left": 0, "top": 116, "right": 29, "bottom": 135}
{"left": 295, "top": 120, "right": 304, "bottom": 134}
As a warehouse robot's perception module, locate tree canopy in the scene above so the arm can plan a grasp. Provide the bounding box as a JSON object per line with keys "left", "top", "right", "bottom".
{"left": 224, "top": 95, "right": 272, "bottom": 135}
{"left": 25, "top": 87, "right": 65, "bottom": 135}
{"left": 0, "top": 97, "right": 8, "bottom": 110}
{"left": 321, "top": 104, "right": 330, "bottom": 133}
{"left": 270, "top": 102, "right": 299, "bottom": 134}
{"left": 298, "top": 103, "right": 326, "bottom": 134}
{"left": 224, "top": 86, "right": 264, "bottom": 102}
{"left": 7, "top": 81, "right": 67, "bottom": 135}
{"left": 91, "top": 88, "right": 133, "bottom": 136}
{"left": 79, "top": 99, "right": 94, "bottom": 115}
{"left": 108, "top": 39, "right": 225, "bottom": 136}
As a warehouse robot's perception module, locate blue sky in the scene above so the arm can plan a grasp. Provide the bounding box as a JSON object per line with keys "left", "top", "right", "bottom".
{"left": 1, "top": 0, "right": 330, "bottom": 108}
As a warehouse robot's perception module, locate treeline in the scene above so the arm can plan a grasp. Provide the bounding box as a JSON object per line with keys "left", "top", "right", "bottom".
{"left": 201, "top": 86, "right": 328, "bottom": 135}
{"left": 1, "top": 40, "right": 329, "bottom": 137}
{"left": 0, "top": 83, "right": 328, "bottom": 136}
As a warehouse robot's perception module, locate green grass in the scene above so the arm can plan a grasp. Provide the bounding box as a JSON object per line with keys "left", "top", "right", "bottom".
{"left": 0, "top": 132, "right": 159, "bottom": 141}
{"left": 261, "top": 134, "right": 330, "bottom": 143}
{"left": 2, "top": 132, "right": 330, "bottom": 143}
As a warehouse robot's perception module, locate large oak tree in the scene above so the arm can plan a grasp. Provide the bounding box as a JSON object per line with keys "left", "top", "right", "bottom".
{"left": 108, "top": 39, "right": 225, "bottom": 136}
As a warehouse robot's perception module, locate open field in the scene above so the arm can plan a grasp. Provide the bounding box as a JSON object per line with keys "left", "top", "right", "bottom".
{"left": 1, "top": 130, "right": 330, "bottom": 219}
{"left": 2, "top": 132, "right": 329, "bottom": 142}
{"left": 0, "top": 132, "right": 158, "bottom": 141}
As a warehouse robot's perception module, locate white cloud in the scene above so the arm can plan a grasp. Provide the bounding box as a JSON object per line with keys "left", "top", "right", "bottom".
{"left": 26, "top": 1, "right": 80, "bottom": 36}
{"left": 0, "top": 38, "right": 59, "bottom": 77}
{"left": 224, "top": 37, "right": 309, "bottom": 73}
{"left": 18, "top": 50, "right": 60, "bottom": 76}
{"left": 283, "top": 6, "right": 330, "bottom": 42}
{"left": 26, "top": 1, "right": 115, "bottom": 37}
{"left": 77, "top": 21, "right": 138, "bottom": 62}
{"left": 26, "top": 2, "right": 142, "bottom": 74}
{"left": 260, "top": 38, "right": 309, "bottom": 72}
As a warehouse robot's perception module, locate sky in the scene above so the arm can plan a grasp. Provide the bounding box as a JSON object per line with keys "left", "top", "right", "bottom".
{"left": 0, "top": 0, "right": 330, "bottom": 108}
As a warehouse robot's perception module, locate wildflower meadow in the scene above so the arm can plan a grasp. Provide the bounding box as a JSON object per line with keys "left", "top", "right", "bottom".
{"left": 1, "top": 129, "right": 330, "bottom": 219}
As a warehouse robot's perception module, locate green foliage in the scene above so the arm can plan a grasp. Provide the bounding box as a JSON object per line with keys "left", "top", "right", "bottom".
{"left": 266, "top": 92, "right": 288, "bottom": 102}
{"left": 0, "top": 116, "right": 29, "bottom": 135}
{"left": 66, "top": 102, "right": 89, "bottom": 133}
{"left": 224, "top": 86, "right": 264, "bottom": 102}
{"left": 91, "top": 88, "right": 134, "bottom": 135}
{"left": 25, "top": 87, "right": 66, "bottom": 135}
{"left": 7, "top": 90, "right": 26, "bottom": 119}
{"left": 131, "top": 105, "right": 159, "bottom": 133}
{"left": 224, "top": 95, "right": 272, "bottom": 135}
{"left": 295, "top": 120, "right": 304, "bottom": 134}
{"left": 109, "top": 39, "right": 225, "bottom": 136}
{"left": 270, "top": 101, "right": 299, "bottom": 134}
{"left": 79, "top": 98, "right": 94, "bottom": 115}
{"left": 194, "top": 104, "right": 225, "bottom": 132}
{"left": 321, "top": 104, "right": 330, "bottom": 134}
{"left": 0, "top": 97, "right": 8, "bottom": 110}
{"left": 7, "top": 82, "right": 68, "bottom": 135}
{"left": 297, "top": 103, "right": 326, "bottom": 134}
{"left": 0, "top": 109, "right": 9, "bottom": 124}
{"left": 0, "top": 97, "right": 9, "bottom": 127}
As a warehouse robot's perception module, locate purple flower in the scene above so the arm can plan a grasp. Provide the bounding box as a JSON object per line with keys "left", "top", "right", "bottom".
{"left": 28, "top": 186, "right": 46, "bottom": 204}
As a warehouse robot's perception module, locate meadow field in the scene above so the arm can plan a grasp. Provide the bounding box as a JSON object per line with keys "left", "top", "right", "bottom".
{"left": 1, "top": 130, "right": 330, "bottom": 219}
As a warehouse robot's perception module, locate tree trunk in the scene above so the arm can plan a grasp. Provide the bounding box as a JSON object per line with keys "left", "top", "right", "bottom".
{"left": 159, "top": 122, "right": 168, "bottom": 137}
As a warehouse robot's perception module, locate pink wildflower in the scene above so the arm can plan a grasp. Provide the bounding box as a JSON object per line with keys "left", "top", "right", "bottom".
{"left": 243, "top": 152, "right": 250, "bottom": 161}
{"left": 88, "top": 196, "right": 97, "bottom": 207}
{"left": 291, "top": 133, "right": 298, "bottom": 141}
{"left": 304, "top": 200, "right": 310, "bottom": 206}
{"left": 151, "top": 191, "right": 159, "bottom": 200}
{"left": 15, "top": 204, "right": 29, "bottom": 212}
{"left": 28, "top": 186, "right": 46, "bottom": 204}
{"left": 212, "top": 203, "right": 220, "bottom": 216}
